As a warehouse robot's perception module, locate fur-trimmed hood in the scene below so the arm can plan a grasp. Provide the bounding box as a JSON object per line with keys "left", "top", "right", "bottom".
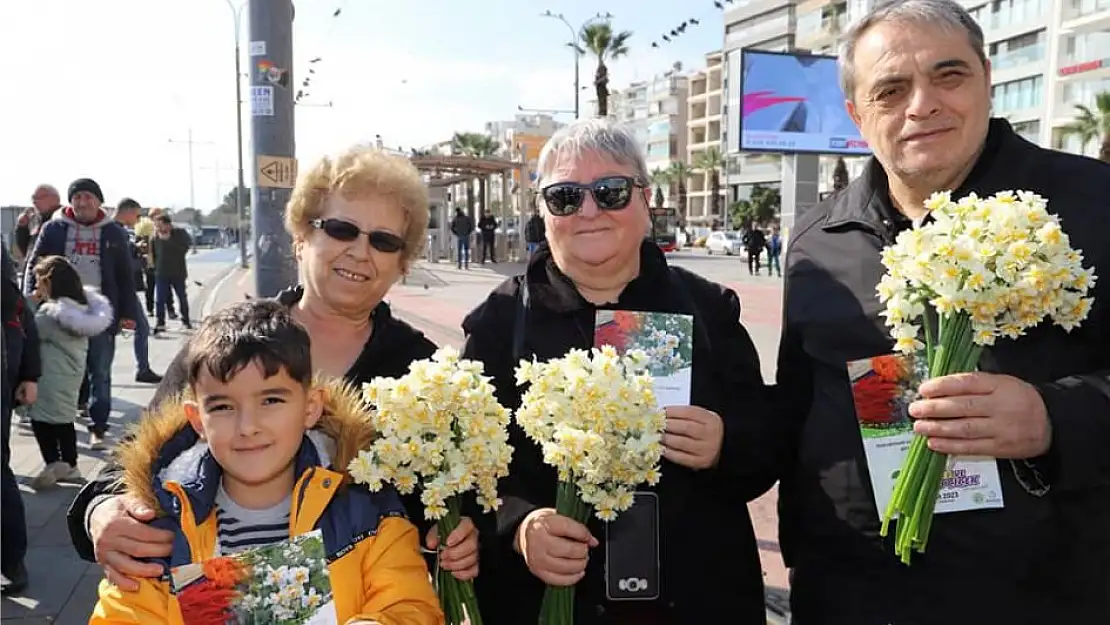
{"left": 36, "top": 288, "right": 113, "bottom": 337}
{"left": 116, "top": 377, "right": 375, "bottom": 520}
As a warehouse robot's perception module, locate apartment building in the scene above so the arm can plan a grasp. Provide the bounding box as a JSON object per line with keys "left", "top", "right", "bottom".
{"left": 721, "top": 0, "right": 799, "bottom": 202}
{"left": 686, "top": 51, "right": 727, "bottom": 226}
{"left": 721, "top": 0, "right": 1108, "bottom": 202}
{"left": 592, "top": 71, "right": 689, "bottom": 207}
{"left": 962, "top": 0, "right": 1110, "bottom": 158}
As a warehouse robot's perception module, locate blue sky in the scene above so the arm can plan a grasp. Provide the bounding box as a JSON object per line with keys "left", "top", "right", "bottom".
{"left": 0, "top": 0, "right": 727, "bottom": 209}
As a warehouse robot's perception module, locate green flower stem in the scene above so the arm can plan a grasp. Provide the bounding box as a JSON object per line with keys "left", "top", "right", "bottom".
{"left": 882, "top": 311, "right": 986, "bottom": 565}
{"left": 539, "top": 481, "right": 593, "bottom": 625}
{"left": 436, "top": 496, "right": 484, "bottom": 625}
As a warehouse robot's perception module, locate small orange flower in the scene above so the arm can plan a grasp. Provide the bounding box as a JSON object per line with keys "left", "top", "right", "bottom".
{"left": 613, "top": 311, "right": 641, "bottom": 333}
{"left": 202, "top": 557, "right": 248, "bottom": 589}
{"left": 871, "top": 354, "right": 908, "bottom": 383}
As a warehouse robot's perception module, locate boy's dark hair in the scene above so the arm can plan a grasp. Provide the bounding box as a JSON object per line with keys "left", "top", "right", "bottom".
{"left": 33, "top": 256, "right": 88, "bottom": 305}
{"left": 117, "top": 198, "right": 141, "bottom": 211}
{"left": 184, "top": 301, "right": 312, "bottom": 388}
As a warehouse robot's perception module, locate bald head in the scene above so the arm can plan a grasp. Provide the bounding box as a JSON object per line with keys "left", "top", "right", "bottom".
{"left": 32, "top": 185, "right": 61, "bottom": 213}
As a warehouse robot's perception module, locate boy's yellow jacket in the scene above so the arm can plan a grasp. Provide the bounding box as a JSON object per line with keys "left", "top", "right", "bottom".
{"left": 89, "top": 381, "right": 444, "bottom": 625}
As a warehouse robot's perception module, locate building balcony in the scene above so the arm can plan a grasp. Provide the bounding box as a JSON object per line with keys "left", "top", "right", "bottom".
{"left": 1061, "top": 0, "right": 1110, "bottom": 31}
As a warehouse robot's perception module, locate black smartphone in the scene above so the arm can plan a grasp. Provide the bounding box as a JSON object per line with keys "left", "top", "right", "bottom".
{"left": 604, "top": 491, "right": 660, "bottom": 601}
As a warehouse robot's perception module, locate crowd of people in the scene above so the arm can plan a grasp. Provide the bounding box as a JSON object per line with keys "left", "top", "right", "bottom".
{"left": 1, "top": 179, "right": 196, "bottom": 595}
{"left": 2, "top": 1, "right": 1109, "bottom": 623}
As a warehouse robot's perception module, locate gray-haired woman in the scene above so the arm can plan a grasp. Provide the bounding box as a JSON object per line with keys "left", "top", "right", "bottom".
{"left": 463, "top": 118, "right": 784, "bottom": 624}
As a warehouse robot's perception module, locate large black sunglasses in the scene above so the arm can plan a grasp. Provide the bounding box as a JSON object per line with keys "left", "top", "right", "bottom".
{"left": 311, "top": 218, "right": 405, "bottom": 253}
{"left": 540, "top": 175, "right": 646, "bottom": 216}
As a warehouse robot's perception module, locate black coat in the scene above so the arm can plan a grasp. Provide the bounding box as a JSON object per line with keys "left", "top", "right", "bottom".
{"left": 777, "top": 118, "right": 1110, "bottom": 625}
{"left": 462, "top": 242, "right": 778, "bottom": 625}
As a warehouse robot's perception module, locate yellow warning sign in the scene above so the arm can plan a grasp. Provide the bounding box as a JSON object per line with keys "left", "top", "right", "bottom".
{"left": 257, "top": 155, "right": 297, "bottom": 189}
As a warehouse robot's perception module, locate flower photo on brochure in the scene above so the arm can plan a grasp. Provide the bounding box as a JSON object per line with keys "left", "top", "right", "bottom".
{"left": 171, "top": 530, "right": 335, "bottom": 625}
{"left": 595, "top": 311, "right": 693, "bottom": 378}
{"left": 875, "top": 189, "right": 1097, "bottom": 565}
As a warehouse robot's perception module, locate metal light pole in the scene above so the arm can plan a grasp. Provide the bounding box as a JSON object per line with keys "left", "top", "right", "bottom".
{"left": 540, "top": 10, "right": 614, "bottom": 119}
{"left": 168, "top": 128, "right": 215, "bottom": 209}
{"left": 227, "top": 0, "right": 249, "bottom": 269}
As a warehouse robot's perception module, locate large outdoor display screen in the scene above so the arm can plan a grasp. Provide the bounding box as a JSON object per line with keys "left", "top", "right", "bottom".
{"left": 738, "top": 49, "right": 871, "bottom": 156}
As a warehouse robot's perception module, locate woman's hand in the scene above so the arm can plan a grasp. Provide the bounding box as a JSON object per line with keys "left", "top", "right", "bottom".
{"left": 90, "top": 494, "right": 174, "bottom": 591}
{"left": 424, "top": 516, "right": 480, "bottom": 581}
{"left": 516, "top": 508, "right": 598, "bottom": 587}
{"left": 663, "top": 405, "right": 724, "bottom": 470}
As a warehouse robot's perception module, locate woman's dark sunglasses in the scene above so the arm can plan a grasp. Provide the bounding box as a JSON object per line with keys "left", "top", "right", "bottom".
{"left": 541, "top": 175, "right": 646, "bottom": 216}
{"left": 311, "top": 218, "right": 405, "bottom": 253}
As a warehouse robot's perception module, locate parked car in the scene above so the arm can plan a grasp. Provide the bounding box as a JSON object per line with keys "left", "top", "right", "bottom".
{"left": 706, "top": 230, "right": 743, "bottom": 255}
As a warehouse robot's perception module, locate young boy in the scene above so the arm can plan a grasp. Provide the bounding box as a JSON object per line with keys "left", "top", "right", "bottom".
{"left": 90, "top": 300, "right": 443, "bottom": 624}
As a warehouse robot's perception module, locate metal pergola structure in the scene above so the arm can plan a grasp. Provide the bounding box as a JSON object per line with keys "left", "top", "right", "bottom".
{"left": 410, "top": 154, "right": 532, "bottom": 261}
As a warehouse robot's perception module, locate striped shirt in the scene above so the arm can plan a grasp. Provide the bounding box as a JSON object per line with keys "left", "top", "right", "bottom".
{"left": 214, "top": 484, "right": 291, "bottom": 555}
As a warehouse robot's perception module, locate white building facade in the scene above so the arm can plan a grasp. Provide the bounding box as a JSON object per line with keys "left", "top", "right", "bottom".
{"left": 686, "top": 51, "right": 727, "bottom": 226}
{"left": 593, "top": 72, "right": 690, "bottom": 207}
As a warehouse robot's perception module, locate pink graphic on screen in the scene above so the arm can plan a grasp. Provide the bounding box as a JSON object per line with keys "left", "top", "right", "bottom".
{"left": 742, "top": 90, "right": 806, "bottom": 118}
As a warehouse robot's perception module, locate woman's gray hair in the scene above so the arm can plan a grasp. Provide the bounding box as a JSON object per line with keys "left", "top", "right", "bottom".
{"left": 535, "top": 118, "right": 650, "bottom": 188}
{"left": 838, "top": 0, "right": 986, "bottom": 101}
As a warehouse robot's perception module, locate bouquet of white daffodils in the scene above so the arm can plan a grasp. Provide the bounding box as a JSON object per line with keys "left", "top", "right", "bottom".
{"left": 514, "top": 345, "right": 666, "bottom": 625}
{"left": 348, "top": 346, "right": 513, "bottom": 625}
{"left": 876, "top": 190, "right": 1096, "bottom": 565}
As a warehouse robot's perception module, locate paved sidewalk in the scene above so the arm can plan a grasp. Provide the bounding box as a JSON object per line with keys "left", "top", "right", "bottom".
{"left": 1, "top": 248, "right": 240, "bottom": 624}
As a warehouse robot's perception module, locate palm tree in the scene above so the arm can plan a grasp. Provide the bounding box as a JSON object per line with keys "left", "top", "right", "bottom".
{"left": 693, "top": 147, "right": 726, "bottom": 219}
{"left": 451, "top": 132, "right": 501, "bottom": 216}
{"left": 1060, "top": 91, "right": 1110, "bottom": 163}
{"left": 649, "top": 168, "right": 670, "bottom": 209}
{"left": 667, "top": 161, "right": 694, "bottom": 220}
{"left": 580, "top": 22, "right": 631, "bottom": 117}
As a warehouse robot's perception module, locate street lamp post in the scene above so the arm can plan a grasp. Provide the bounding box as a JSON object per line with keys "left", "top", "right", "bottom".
{"left": 226, "top": 0, "right": 249, "bottom": 269}
{"left": 168, "top": 128, "right": 215, "bottom": 210}
{"left": 540, "top": 10, "right": 614, "bottom": 119}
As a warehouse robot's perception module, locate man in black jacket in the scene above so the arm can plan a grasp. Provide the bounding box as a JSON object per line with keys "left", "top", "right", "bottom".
{"left": 777, "top": 1, "right": 1110, "bottom": 624}
{"left": 151, "top": 215, "right": 193, "bottom": 332}
{"left": 477, "top": 210, "right": 498, "bottom": 263}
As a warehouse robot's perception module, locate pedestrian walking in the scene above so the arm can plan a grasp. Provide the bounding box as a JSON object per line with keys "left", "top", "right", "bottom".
{"left": 22, "top": 178, "right": 138, "bottom": 450}
{"left": 151, "top": 214, "right": 192, "bottom": 332}
{"left": 112, "top": 199, "right": 161, "bottom": 384}
{"left": 1, "top": 246, "right": 39, "bottom": 596}
{"left": 524, "top": 209, "right": 545, "bottom": 258}
{"left": 450, "top": 208, "right": 474, "bottom": 270}
{"left": 24, "top": 256, "right": 112, "bottom": 490}
{"left": 140, "top": 208, "right": 176, "bottom": 320}
{"left": 743, "top": 225, "right": 765, "bottom": 275}
{"left": 13, "top": 184, "right": 63, "bottom": 270}
{"left": 478, "top": 209, "right": 497, "bottom": 263}
{"left": 766, "top": 225, "right": 782, "bottom": 277}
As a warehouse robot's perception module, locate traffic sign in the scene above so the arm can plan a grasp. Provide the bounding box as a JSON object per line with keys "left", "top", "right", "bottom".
{"left": 257, "top": 155, "right": 297, "bottom": 189}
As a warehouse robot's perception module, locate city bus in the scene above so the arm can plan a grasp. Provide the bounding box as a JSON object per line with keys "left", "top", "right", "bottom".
{"left": 648, "top": 206, "right": 679, "bottom": 253}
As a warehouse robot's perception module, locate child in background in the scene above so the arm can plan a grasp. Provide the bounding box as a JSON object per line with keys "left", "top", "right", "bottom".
{"left": 26, "top": 256, "right": 112, "bottom": 489}
{"left": 90, "top": 300, "right": 443, "bottom": 625}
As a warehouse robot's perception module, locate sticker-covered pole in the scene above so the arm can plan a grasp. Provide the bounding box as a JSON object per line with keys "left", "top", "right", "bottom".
{"left": 248, "top": 0, "right": 298, "bottom": 297}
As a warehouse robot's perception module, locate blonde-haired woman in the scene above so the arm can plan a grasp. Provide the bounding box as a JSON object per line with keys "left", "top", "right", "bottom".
{"left": 68, "top": 146, "right": 485, "bottom": 599}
